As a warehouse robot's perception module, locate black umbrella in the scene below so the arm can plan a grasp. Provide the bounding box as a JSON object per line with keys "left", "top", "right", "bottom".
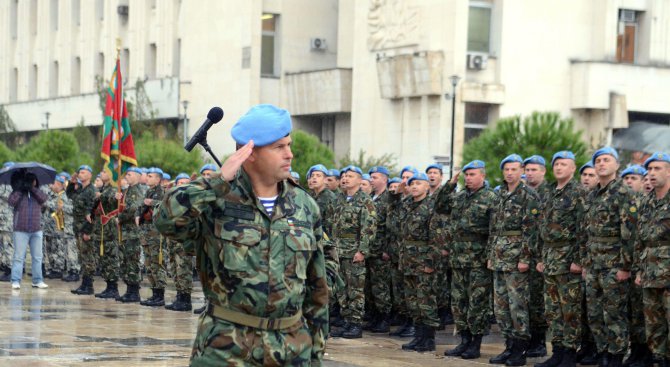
{"left": 0, "top": 162, "right": 58, "bottom": 187}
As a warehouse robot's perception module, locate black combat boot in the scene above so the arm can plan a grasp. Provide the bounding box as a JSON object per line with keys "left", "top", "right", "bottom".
{"left": 462, "top": 334, "right": 483, "bottom": 359}
{"left": 556, "top": 348, "right": 576, "bottom": 367}
{"left": 46, "top": 271, "right": 63, "bottom": 279}
{"left": 62, "top": 271, "right": 80, "bottom": 282}
{"left": 389, "top": 313, "right": 405, "bottom": 326}
{"left": 370, "top": 313, "right": 390, "bottom": 333}
{"left": 578, "top": 342, "right": 599, "bottom": 365}
{"left": 193, "top": 305, "right": 206, "bottom": 314}
{"left": 660, "top": 358, "right": 670, "bottom": 367}
{"left": 610, "top": 354, "right": 625, "bottom": 367}
{"left": 598, "top": 352, "right": 612, "bottom": 367}
{"left": 490, "top": 338, "right": 514, "bottom": 364}
{"left": 342, "top": 323, "right": 363, "bottom": 339}
{"left": 140, "top": 288, "right": 158, "bottom": 306}
{"left": 95, "top": 281, "right": 119, "bottom": 299}
{"left": 166, "top": 292, "right": 193, "bottom": 312}
{"left": 445, "top": 330, "right": 473, "bottom": 357}
{"left": 528, "top": 331, "right": 548, "bottom": 357}
{"left": 441, "top": 307, "right": 454, "bottom": 326}
{"left": 505, "top": 338, "right": 529, "bottom": 367}
{"left": 399, "top": 319, "right": 416, "bottom": 338}
{"left": 118, "top": 283, "right": 141, "bottom": 303}
{"left": 401, "top": 324, "right": 424, "bottom": 351}
{"left": 414, "top": 326, "right": 436, "bottom": 352}
{"left": 363, "top": 311, "right": 379, "bottom": 331}
{"left": 143, "top": 288, "right": 165, "bottom": 307}
{"left": 330, "top": 322, "right": 350, "bottom": 338}
{"left": 71, "top": 275, "right": 94, "bottom": 295}
{"left": 629, "top": 344, "right": 652, "bottom": 367}
{"left": 390, "top": 318, "right": 414, "bottom": 337}
{"left": 0, "top": 267, "right": 11, "bottom": 282}
{"left": 535, "top": 345, "right": 565, "bottom": 367}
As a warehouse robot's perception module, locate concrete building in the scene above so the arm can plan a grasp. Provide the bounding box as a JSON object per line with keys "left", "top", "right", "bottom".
{"left": 2, "top": 0, "right": 670, "bottom": 174}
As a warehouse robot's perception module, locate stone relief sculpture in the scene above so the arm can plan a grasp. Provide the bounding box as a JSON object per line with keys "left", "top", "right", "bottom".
{"left": 367, "top": 0, "right": 419, "bottom": 51}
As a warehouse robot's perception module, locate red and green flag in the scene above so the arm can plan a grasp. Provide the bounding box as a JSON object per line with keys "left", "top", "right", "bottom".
{"left": 101, "top": 57, "right": 137, "bottom": 187}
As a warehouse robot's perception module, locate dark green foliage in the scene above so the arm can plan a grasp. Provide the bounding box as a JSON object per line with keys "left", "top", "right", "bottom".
{"left": 134, "top": 131, "right": 203, "bottom": 176}
{"left": 16, "top": 130, "right": 93, "bottom": 173}
{"left": 289, "top": 130, "right": 336, "bottom": 186}
{"left": 338, "top": 150, "right": 398, "bottom": 176}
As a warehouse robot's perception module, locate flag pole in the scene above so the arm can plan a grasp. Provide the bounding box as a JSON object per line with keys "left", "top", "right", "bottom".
{"left": 116, "top": 38, "right": 123, "bottom": 243}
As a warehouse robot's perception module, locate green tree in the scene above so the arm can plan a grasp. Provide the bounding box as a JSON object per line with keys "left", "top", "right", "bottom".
{"left": 462, "top": 112, "right": 590, "bottom": 186}
{"left": 0, "top": 140, "right": 14, "bottom": 163}
{"left": 338, "top": 150, "right": 398, "bottom": 176}
{"left": 16, "top": 130, "right": 93, "bottom": 172}
{"left": 134, "top": 131, "right": 203, "bottom": 175}
{"left": 0, "top": 105, "right": 18, "bottom": 146}
{"left": 290, "top": 130, "right": 336, "bottom": 186}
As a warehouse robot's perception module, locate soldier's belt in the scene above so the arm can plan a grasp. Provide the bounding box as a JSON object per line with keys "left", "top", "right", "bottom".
{"left": 500, "top": 231, "right": 522, "bottom": 236}
{"left": 454, "top": 234, "right": 488, "bottom": 242}
{"left": 206, "top": 303, "right": 302, "bottom": 330}
{"left": 642, "top": 240, "right": 670, "bottom": 248}
{"left": 337, "top": 233, "right": 357, "bottom": 239}
{"left": 544, "top": 241, "right": 571, "bottom": 248}
{"left": 590, "top": 236, "right": 619, "bottom": 244}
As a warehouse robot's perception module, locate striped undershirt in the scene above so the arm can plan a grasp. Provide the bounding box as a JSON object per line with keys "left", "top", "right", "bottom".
{"left": 259, "top": 196, "right": 278, "bottom": 217}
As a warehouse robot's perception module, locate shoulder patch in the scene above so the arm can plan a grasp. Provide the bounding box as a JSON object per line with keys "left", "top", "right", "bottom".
{"left": 531, "top": 208, "right": 538, "bottom": 215}
{"left": 630, "top": 206, "right": 636, "bottom": 213}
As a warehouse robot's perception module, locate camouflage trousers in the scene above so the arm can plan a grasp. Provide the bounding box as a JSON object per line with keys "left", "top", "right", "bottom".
{"left": 120, "top": 237, "right": 142, "bottom": 285}
{"left": 338, "top": 259, "right": 366, "bottom": 324}
{"left": 529, "top": 267, "right": 547, "bottom": 333}
{"left": 581, "top": 279, "right": 595, "bottom": 344}
{"left": 323, "top": 244, "right": 343, "bottom": 308}
{"left": 544, "top": 273, "right": 582, "bottom": 349}
{"left": 643, "top": 288, "right": 670, "bottom": 359}
{"left": 584, "top": 268, "right": 629, "bottom": 354}
{"left": 191, "top": 313, "right": 316, "bottom": 366}
{"left": 0, "top": 231, "right": 13, "bottom": 269}
{"left": 390, "top": 259, "right": 407, "bottom": 316}
{"left": 77, "top": 234, "right": 99, "bottom": 278}
{"left": 44, "top": 234, "right": 79, "bottom": 274}
{"left": 142, "top": 226, "right": 168, "bottom": 289}
{"left": 629, "top": 283, "right": 646, "bottom": 344}
{"left": 97, "top": 227, "right": 120, "bottom": 283}
{"left": 403, "top": 268, "right": 440, "bottom": 328}
{"left": 436, "top": 257, "right": 451, "bottom": 311}
{"left": 168, "top": 240, "right": 193, "bottom": 294}
{"left": 493, "top": 270, "right": 530, "bottom": 340}
{"left": 451, "top": 267, "right": 492, "bottom": 335}
{"left": 368, "top": 257, "right": 392, "bottom": 314}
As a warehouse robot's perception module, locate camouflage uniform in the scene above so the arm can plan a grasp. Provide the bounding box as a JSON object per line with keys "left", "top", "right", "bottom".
{"left": 311, "top": 188, "right": 341, "bottom": 304}
{"left": 434, "top": 182, "right": 495, "bottom": 335}
{"left": 154, "top": 169, "right": 328, "bottom": 366}
{"left": 138, "top": 184, "right": 167, "bottom": 290}
{"left": 168, "top": 239, "right": 193, "bottom": 294}
{"left": 0, "top": 185, "right": 14, "bottom": 272}
{"left": 43, "top": 190, "right": 78, "bottom": 275}
{"left": 635, "top": 190, "right": 670, "bottom": 359}
{"left": 67, "top": 182, "right": 99, "bottom": 278}
{"left": 582, "top": 178, "right": 637, "bottom": 355}
{"left": 530, "top": 181, "right": 551, "bottom": 337}
{"left": 489, "top": 182, "right": 540, "bottom": 341}
{"left": 332, "top": 189, "right": 377, "bottom": 325}
{"left": 93, "top": 184, "right": 120, "bottom": 283}
{"left": 538, "top": 179, "right": 584, "bottom": 350}
{"left": 386, "top": 195, "right": 410, "bottom": 317}
{"left": 369, "top": 190, "right": 392, "bottom": 316}
{"left": 118, "top": 183, "right": 143, "bottom": 286}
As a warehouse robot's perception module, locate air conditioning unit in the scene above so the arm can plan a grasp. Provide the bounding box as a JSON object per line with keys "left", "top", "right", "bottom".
{"left": 117, "top": 5, "right": 129, "bottom": 16}
{"left": 467, "top": 52, "right": 488, "bottom": 70}
{"left": 310, "top": 38, "right": 327, "bottom": 51}
{"left": 620, "top": 9, "right": 636, "bottom": 22}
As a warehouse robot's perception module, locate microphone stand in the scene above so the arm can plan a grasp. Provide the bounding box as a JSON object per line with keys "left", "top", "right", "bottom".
{"left": 195, "top": 134, "right": 223, "bottom": 168}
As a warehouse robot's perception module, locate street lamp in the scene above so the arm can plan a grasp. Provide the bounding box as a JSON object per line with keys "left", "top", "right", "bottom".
{"left": 182, "top": 100, "right": 189, "bottom": 147}
{"left": 42, "top": 112, "right": 50, "bottom": 131}
{"left": 448, "top": 75, "right": 460, "bottom": 179}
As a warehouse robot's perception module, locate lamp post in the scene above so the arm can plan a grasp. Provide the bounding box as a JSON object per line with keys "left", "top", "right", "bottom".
{"left": 448, "top": 74, "right": 460, "bottom": 178}
{"left": 182, "top": 100, "right": 189, "bottom": 147}
{"left": 43, "top": 112, "right": 50, "bottom": 131}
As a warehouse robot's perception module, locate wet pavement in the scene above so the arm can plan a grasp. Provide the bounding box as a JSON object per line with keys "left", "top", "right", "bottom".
{"left": 0, "top": 277, "right": 521, "bottom": 366}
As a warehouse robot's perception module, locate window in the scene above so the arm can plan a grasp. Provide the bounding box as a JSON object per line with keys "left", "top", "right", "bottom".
{"left": 10, "top": 68, "right": 18, "bottom": 102}
{"left": 50, "top": 61, "right": 59, "bottom": 97}
{"left": 30, "top": 0, "right": 38, "bottom": 35}
{"left": 173, "top": 39, "right": 181, "bottom": 76}
{"left": 95, "top": 52, "right": 104, "bottom": 81}
{"left": 464, "top": 103, "right": 491, "bottom": 143}
{"left": 616, "top": 9, "right": 638, "bottom": 63}
{"left": 122, "top": 48, "right": 130, "bottom": 80}
{"left": 96, "top": 0, "right": 104, "bottom": 20}
{"left": 51, "top": 0, "right": 59, "bottom": 31}
{"left": 10, "top": 0, "right": 18, "bottom": 39}
{"left": 261, "top": 14, "right": 279, "bottom": 76}
{"left": 71, "top": 57, "right": 81, "bottom": 95}
{"left": 72, "top": 0, "right": 80, "bottom": 27}
{"left": 29, "top": 64, "right": 38, "bottom": 100}
{"left": 146, "top": 43, "right": 157, "bottom": 79}
{"left": 468, "top": 2, "right": 492, "bottom": 53}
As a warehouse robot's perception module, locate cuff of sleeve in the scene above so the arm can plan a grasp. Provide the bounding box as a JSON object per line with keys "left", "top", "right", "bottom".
{"left": 208, "top": 174, "right": 232, "bottom": 197}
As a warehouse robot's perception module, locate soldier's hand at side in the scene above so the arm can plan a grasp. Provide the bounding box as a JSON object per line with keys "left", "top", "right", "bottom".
{"left": 569, "top": 263, "right": 582, "bottom": 274}
{"left": 487, "top": 260, "right": 493, "bottom": 270}
{"left": 423, "top": 266, "right": 434, "bottom": 274}
{"left": 114, "top": 192, "right": 124, "bottom": 200}
{"left": 616, "top": 270, "right": 631, "bottom": 282}
{"left": 449, "top": 170, "right": 461, "bottom": 185}
{"left": 382, "top": 252, "right": 390, "bottom": 261}
{"left": 582, "top": 268, "right": 586, "bottom": 280}
{"left": 85, "top": 214, "right": 92, "bottom": 223}
{"left": 82, "top": 234, "right": 90, "bottom": 241}
{"left": 135, "top": 217, "right": 140, "bottom": 226}
{"left": 95, "top": 192, "right": 101, "bottom": 199}
{"left": 518, "top": 262, "right": 529, "bottom": 273}
{"left": 353, "top": 251, "right": 365, "bottom": 263}
{"left": 57, "top": 200, "right": 64, "bottom": 210}
{"left": 441, "top": 249, "right": 449, "bottom": 257}
{"left": 221, "top": 140, "right": 254, "bottom": 181}
{"left": 635, "top": 274, "right": 642, "bottom": 286}
{"left": 536, "top": 262, "right": 545, "bottom": 273}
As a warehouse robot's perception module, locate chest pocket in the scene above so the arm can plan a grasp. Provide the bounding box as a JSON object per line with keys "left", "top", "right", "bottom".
{"left": 215, "top": 219, "right": 263, "bottom": 273}
{"left": 284, "top": 226, "right": 316, "bottom": 280}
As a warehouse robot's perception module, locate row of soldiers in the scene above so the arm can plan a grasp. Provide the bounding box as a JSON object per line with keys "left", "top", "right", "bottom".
{"left": 305, "top": 148, "right": 670, "bottom": 367}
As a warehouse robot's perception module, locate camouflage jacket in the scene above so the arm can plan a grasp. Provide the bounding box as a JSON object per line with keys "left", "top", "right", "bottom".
{"left": 68, "top": 182, "right": 97, "bottom": 236}
{"left": 582, "top": 178, "right": 637, "bottom": 271}
{"left": 331, "top": 189, "right": 377, "bottom": 258}
{"left": 0, "top": 184, "right": 12, "bottom": 232}
{"left": 635, "top": 191, "right": 670, "bottom": 288}
{"left": 392, "top": 192, "right": 439, "bottom": 269}
{"left": 118, "top": 184, "right": 144, "bottom": 240}
{"left": 532, "top": 181, "right": 552, "bottom": 204}
{"left": 435, "top": 182, "right": 496, "bottom": 269}
{"left": 44, "top": 190, "right": 74, "bottom": 237}
{"left": 489, "top": 182, "right": 540, "bottom": 271}
{"left": 311, "top": 188, "right": 337, "bottom": 237}
{"left": 538, "top": 179, "right": 585, "bottom": 275}
{"left": 385, "top": 194, "right": 412, "bottom": 260}
{"left": 153, "top": 169, "right": 328, "bottom": 362}
{"left": 138, "top": 185, "right": 164, "bottom": 228}
{"left": 369, "top": 189, "right": 389, "bottom": 258}
{"left": 92, "top": 184, "right": 119, "bottom": 240}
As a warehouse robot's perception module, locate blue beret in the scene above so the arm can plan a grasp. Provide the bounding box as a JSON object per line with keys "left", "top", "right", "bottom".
{"left": 361, "top": 174, "right": 371, "bottom": 182}
{"left": 499, "top": 154, "right": 523, "bottom": 170}
{"left": 290, "top": 171, "right": 300, "bottom": 180}
{"left": 579, "top": 161, "right": 594, "bottom": 174}
{"left": 494, "top": 185, "right": 502, "bottom": 192}
{"left": 551, "top": 151, "right": 576, "bottom": 166}
{"left": 126, "top": 167, "right": 142, "bottom": 175}
{"left": 96, "top": 173, "right": 101, "bottom": 178}
{"left": 400, "top": 165, "right": 419, "bottom": 177}
{"left": 58, "top": 171, "right": 71, "bottom": 180}
{"left": 388, "top": 177, "right": 402, "bottom": 186}
{"left": 621, "top": 165, "right": 647, "bottom": 178}
{"left": 521, "top": 174, "right": 527, "bottom": 180}
{"left": 425, "top": 164, "right": 443, "bottom": 173}
{"left": 175, "top": 173, "right": 190, "bottom": 181}
{"left": 231, "top": 104, "right": 292, "bottom": 147}
{"left": 408, "top": 172, "right": 429, "bottom": 185}
{"left": 342, "top": 165, "right": 363, "bottom": 176}
{"left": 462, "top": 160, "right": 485, "bottom": 172}
{"left": 328, "top": 168, "right": 340, "bottom": 178}
{"left": 3, "top": 162, "right": 15, "bottom": 168}
{"left": 147, "top": 167, "right": 164, "bottom": 176}
{"left": 307, "top": 164, "right": 329, "bottom": 178}
{"left": 162, "top": 173, "right": 171, "bottom": 180}
{"left": 78, "top": 165, "right": 93, "bottom": 173}
{"left": 523, "top": 155, "right": 546, "bottom": 167}
{"left": 200, "top": 164, "right": 217, "bottom": 173}
{"left": 368, "top": 166, "right": 390, "bottom": 176}
{"left": 644, "top": 152, "right": 670, "bottom": 169}
{"left": 592, "top": 146, "right": 619, "bottom": 162}
{"left": 55, "top": 175, "right": 65, "bottom": 184}
{"left": 140, "top": 167, "right": 148, "bottom": 174}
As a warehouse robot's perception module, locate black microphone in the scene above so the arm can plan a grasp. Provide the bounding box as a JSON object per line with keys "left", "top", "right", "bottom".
{"left": 184, "top": 107, "right": 224, "bottom": 152}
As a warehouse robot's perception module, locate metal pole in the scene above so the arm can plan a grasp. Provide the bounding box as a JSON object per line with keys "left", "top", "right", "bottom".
{"left": 449, "top": 75, "right": 459, "bottom": 178}
{"left": 44, "top": 112, "right": 50, "bottom": 131}
{"left": 182, "top": 100, "right": 189, "bottom": 147}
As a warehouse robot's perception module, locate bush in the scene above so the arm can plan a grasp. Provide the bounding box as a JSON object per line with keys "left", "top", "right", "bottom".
{"left": 338, "top": 150, "right": 398, "bottom": 176}
{"left": 16, "top": 130, "right": 93, "bottom": 173}
{"left": 290, "top": 130, "right": 336, "bottom": 186}
{"left": 0, "top": 141, "right": 14, "bottom": 164}
{"left": 134, "top": 131, "right": 203, "bottom": 176}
